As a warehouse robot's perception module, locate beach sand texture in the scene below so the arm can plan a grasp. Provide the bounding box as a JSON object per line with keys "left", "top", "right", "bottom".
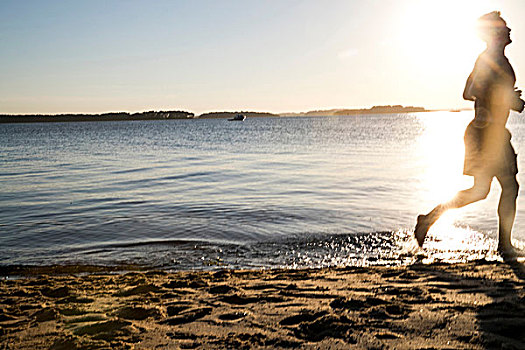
{"left": 1, "top": 260, "right": 524, "bottom": 349}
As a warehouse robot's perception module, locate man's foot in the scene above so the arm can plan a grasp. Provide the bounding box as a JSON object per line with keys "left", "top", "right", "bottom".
{"left": 414, "top": 214, "right": 430, "bottom": 248}
{"left": 497, "top": 245, "right": 525, "bottom": 260}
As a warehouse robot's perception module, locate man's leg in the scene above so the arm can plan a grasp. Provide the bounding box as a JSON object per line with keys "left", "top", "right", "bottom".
{"left": 415, "top": 175, "right": 493, "bottom": 247}
{"left": 495, "top": 174, "right": 519, "bottom": 253}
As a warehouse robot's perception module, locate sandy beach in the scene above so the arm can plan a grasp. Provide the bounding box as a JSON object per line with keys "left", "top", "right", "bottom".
{"left": 0, "top": 260, "right": 523, "bottom": 349}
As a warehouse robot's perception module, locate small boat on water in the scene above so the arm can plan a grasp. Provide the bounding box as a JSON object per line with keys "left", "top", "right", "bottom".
{"left": 228, "top": 114, "right": 246, "bottom": 121}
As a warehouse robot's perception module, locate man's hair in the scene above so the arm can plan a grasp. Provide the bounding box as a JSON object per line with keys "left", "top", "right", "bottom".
{"left": 477, "top": 11, "right": 506, "bottom": 43}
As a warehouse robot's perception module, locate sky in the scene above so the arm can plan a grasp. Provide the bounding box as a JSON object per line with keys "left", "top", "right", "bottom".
{"left": 2, "top": 0, "right": 525, "bottom": 115}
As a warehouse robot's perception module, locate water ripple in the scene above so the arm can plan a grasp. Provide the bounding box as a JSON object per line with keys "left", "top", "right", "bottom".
{"left": 1, "top": 114, "right": 524, "bottom": 269}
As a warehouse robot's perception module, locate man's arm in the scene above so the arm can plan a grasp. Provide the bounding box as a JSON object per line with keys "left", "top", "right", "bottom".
{"left": 511, "top": 88, "right": 525, "bottom": 112}
{"left": 464, "top": 56, "right": 491, "bottom": 102}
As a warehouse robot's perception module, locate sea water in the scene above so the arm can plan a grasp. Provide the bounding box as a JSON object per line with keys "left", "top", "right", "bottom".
{"left": 1, "top": 112, "right": 525, "bottom": 270}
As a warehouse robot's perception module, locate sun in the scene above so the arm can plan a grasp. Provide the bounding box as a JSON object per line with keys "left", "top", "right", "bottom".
{"left": 396, "top": 0, "right": 494, "bottom": 72}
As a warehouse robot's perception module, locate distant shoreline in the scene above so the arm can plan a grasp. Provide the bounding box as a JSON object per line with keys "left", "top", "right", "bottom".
{"left": 0, "top": 111, "right": 196, "bottom": 124}
{"left": 282, "top": 105, "right": 427, "bottom": 117}
{"left": 0, "top": 106, "right": 469, "bottom": 124}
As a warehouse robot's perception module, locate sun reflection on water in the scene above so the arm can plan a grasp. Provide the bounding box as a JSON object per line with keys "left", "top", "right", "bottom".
{"left": 413, "top": 111, "right": 503, "bottom": 256}
{"left": 416, "top": 111, "right": 472, "bottom": 204}
{"left": 423, "top": 220, "right": 499, "bottom": 262}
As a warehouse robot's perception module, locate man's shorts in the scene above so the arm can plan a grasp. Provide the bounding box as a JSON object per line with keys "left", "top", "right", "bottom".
{"left": 463, "top": 120, "right": 518, "bottom": 178}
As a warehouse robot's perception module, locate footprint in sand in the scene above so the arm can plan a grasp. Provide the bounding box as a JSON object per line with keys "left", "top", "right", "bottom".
{"left": 162, "top": 278, "right": 208, "bottom": 289}
{"left": 32, "top": 307, "right": 59, "bottom": 322}
{"left": 293, "top": 314, "right": 355, "bottom": 343}
{"left": 220, "top": 294, "right": 285, "bottom": 305}
{"left": 65, "top": 314, "right": 108, "bottom": 324}
{"left": 73, "top": 319, "right": 138, "bottom": 342}
{"left": 115, "top": 306, "right": 160, "bottom": 320}
{"left": 41, "top": 286, "right": 70, "bottom": 298}
{"left": 115, "top": 284, "right": 162, "bottom": 297}
{"left": 279, "top": 310, "right": 328, "bottom": 326}
{"left": 208, "top": 285, "right": 238, "bottom": 294}
{"left": 218, "top": 311, "right": 248, "bottom": 321}
{"left": 166, "top": 304, "right": 192, "bottom": 317}
{"left": 330, "top": 296, "right": 389, "bottom": 311}
{"left": 160, "top": 307, "right": 212, "bottom": 325}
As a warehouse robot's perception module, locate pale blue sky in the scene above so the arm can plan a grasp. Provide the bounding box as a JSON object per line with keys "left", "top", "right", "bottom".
{"left": 2, "top": 0, "right": 525, "bottom": 114}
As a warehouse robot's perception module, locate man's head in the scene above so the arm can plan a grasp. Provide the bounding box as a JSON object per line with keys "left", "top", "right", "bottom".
{"left": 477, "top": 11, "right": 511, "bottom": 47}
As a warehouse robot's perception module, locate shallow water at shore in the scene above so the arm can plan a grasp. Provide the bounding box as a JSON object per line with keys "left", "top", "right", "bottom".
{"left": 1, "top": 112, "right": 525, "bottom": 269}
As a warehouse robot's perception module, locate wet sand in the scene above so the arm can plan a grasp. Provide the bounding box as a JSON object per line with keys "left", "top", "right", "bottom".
{"left": 1, "top": 260, "right": 524, "bottom": 349}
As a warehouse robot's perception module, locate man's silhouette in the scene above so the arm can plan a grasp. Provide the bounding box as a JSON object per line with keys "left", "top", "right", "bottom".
{"left": 415, "top": 11, "right": 525, "bottom": 258}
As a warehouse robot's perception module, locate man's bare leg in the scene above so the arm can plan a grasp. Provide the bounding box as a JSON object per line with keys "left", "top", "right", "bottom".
{"left": 495, "top": 174, "right": 524, "bottom": 257}
{"left": 415, "top": 175, "right": 492, "bottom": 247}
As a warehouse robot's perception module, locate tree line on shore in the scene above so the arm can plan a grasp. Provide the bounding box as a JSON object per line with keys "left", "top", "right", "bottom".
{"left": 281, "top": 105, "right": 427, "bottom": 116}
{"left": 0, "top": 111, "right": 195, "bottom": 123}
{"left": 0, "top": 105, "right": 429, "bottom": 123}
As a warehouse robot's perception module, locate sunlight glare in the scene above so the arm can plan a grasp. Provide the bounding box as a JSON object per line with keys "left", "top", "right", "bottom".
{"left": 416, "top": 111, "right": 472, "bottom": 205}
{"left": 424, "top": 220, "right": 499, "bottom": 263}
{"left": 397, "top": 0, "right": 493, "bottom": 72}
{"left": 414, "top": 111, "right": 502, "bottom": 256}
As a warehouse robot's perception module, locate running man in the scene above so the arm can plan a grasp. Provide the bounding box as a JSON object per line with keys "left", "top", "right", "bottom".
{"left": 414, "top": 11, "right": 525, "bottom": 258}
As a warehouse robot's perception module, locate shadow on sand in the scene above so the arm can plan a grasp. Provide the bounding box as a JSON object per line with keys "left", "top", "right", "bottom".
{"left": 407, "top": 259, "right": 525, "bottom": 349}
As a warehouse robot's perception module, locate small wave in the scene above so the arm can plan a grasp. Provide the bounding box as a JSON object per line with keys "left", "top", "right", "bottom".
{"left": 112, "top": 167, "right": 151, "bottom": 175}
{"left": 2, "top": 229, "right": 505, "bottom": 272}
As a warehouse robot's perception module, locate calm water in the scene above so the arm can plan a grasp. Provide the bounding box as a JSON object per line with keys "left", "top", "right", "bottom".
{"left": 2, "top": 112, "right": 525, "bottom": 270}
